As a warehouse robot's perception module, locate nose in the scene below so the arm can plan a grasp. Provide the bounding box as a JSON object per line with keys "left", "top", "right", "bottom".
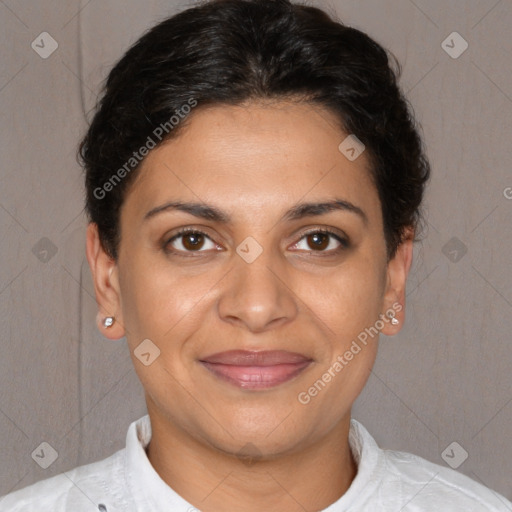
{"left": 217, "top": 246, "right": 298, "bottom": 333}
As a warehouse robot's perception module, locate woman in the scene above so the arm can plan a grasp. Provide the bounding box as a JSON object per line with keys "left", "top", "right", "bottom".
{"left": 1, "top": 0, "right": 510, "bottom": 510}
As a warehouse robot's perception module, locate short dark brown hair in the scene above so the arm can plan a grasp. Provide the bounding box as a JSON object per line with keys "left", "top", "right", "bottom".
{"left": 79, "top": 0, "right": 430, "bottom": 261}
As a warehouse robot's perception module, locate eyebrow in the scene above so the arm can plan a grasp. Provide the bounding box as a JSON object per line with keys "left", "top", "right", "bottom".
{"left": 143, "top": 198, "right": 368, "bottom": 226}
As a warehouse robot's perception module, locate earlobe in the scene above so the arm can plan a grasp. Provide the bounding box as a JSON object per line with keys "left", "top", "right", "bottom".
{"left": 380, "top": 230, "right": 414, "bottom": 336}
{"left": 86, "top": 223, "right": 125, "bottom": 340}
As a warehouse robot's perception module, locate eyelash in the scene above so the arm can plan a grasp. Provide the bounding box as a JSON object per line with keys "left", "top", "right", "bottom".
{"left": 163, "top": 227, "right": 350, "bottom": 258}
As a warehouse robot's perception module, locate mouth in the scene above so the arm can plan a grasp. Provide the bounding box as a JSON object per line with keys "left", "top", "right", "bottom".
{"left": 199, "top": 350, "right": 313, "bottom": 390}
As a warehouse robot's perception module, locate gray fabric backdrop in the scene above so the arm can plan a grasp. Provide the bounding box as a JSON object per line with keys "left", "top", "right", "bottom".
{"left": 0, "top": 0, "right": 511, "bottom": 502}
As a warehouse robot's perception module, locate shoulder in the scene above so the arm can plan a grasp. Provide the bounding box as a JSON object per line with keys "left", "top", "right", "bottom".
{"left": 349, "top": 420, "right": 512, "bottom": 511}
{"left": 379, "top": 447, "right": 512, "bottom": 511}
{"left": 0, "top": 449, "right": 126, "bottom": 512}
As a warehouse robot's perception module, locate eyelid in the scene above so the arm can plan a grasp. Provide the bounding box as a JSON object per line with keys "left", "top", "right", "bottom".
{"left": 164, "top": 227, "right": 218, "bottom": 254}
{"left": 289, "top": 227, "right": 349, "bottom": 251}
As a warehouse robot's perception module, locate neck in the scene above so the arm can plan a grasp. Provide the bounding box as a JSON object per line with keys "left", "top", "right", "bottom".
{"left": 145, "top": 408, "right": 358, "bottom": 512}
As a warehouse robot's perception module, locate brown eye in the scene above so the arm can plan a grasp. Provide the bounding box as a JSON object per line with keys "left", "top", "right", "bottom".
{"left": 165, "top": 229, "right": 217, "bottom": 254}
{"left": 182, "top": 232, "right": 206, "bottom": 251}
{"left": 291, "top": 229, "right": 349, "bottom": 254}
{"left": 306, "top": 232, "right": 330, "bottom": 251}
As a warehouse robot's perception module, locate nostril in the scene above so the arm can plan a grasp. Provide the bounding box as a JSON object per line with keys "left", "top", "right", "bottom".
{"left": 98, "top": 505, "right": 108, "bottom": 511}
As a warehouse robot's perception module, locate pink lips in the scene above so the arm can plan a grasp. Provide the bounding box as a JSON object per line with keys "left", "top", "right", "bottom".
{"left": 199, "top": 350, "right": 312, "bottom": 390}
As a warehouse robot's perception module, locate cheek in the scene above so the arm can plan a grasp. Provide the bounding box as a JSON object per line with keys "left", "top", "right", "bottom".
{"left": 294, "top": 264, "right": 383, "bottom": 418}
{"left": 296, "top": 258, "right": 385, "bottom": 341}
{"left": 118, "top": 255, "right": 217, "bottom": 346}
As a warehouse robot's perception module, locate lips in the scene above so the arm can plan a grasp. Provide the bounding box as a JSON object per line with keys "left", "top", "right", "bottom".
{"left": 199, "top": 350, "right": 312, "bottom": 390}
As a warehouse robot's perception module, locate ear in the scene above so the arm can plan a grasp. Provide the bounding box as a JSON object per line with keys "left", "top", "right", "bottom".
{"left": 380, "top": 228, "right": 414, "bottom": 336}
{"left": 85, "top": 223, "right": 125, "bottom": 340}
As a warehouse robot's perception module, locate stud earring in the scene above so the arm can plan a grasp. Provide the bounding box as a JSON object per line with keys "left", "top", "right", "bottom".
{"left": 103, "top": 316, "right": 115, "bottom": 328}
{"left": 391, "top": 317, "right": 399, "bottom": 325}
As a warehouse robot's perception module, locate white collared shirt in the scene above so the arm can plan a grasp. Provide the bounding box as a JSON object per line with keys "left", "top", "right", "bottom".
{"left": 1, "top": 415, "right": 510, "bottom": 511}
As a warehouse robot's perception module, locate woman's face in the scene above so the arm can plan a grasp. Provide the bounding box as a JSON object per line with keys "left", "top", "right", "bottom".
{"left": 88, "top": 100, "right": 411, "bottom": 457}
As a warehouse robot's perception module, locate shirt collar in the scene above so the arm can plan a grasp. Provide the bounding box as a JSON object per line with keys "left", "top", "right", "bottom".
{"left": 124, "top": 415, "right": 195, "bottom": 511}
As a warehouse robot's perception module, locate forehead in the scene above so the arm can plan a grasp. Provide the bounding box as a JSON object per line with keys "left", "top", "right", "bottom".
{"left": 122, "top": 101, "right": 381, "bottom": 227}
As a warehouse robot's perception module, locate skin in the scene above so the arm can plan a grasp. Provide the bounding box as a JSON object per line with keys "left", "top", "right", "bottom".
{"left": 86, "top": 99, "right": 413, "bottom": 512}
